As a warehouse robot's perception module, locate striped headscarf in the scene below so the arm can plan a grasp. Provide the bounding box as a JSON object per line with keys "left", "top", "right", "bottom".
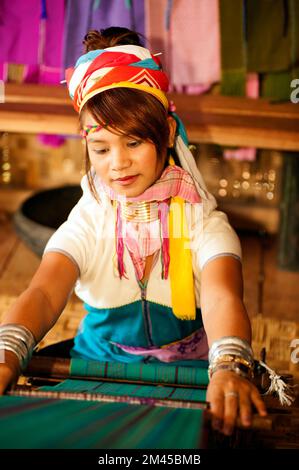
{"left": 65, "top": 44, "right": 217, "bottom": 320}
{"left": 66, "top": 45, "right": 169, "bottom": 113}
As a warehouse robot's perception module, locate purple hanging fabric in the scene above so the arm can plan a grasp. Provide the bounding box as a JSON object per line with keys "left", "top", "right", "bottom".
{"left": 0, "top": 1, "right": 65, "bottom": 147}
{"left": 0, "top": 64, "right": 8, "bottom": 82}
{"left": 0, "top": 0, "right": 64, "bottom": 84}
{"left": 0, "top": 0, "right": 40, "bottom": 65}
{"left": 39, "top": 0, "right": 65, "bottom": 84}
{"left": 23, "top": 0, "right": 65, "bottom": 85}
{"left": 63, "top": 0, "right": 145, "bottom": 69}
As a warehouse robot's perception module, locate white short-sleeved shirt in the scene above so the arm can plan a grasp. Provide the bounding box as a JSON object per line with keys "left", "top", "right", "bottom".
{"left": 44, "top": 175, "right": 242, "bottom": 310}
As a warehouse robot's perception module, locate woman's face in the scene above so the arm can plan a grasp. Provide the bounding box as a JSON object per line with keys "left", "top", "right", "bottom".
{"left": 83, "top": 112, "right": 168, "bottom": 198}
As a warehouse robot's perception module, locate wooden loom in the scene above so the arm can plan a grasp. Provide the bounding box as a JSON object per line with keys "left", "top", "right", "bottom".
{"left": 0, "top": 356, "right": 283, "bottom": 449}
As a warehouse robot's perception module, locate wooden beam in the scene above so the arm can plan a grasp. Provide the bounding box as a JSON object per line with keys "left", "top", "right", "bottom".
{"left": 186, "top": 122, "right": 299, "bottom": 152}
{"left": 169, "top": 93, "right": 299, "bottom": 151}
{"left": 0, "top": 105, "right": 78, "bottom": 135}
{"left": 0, "top": 84, "right": 298, "bottom": 151}
{"left": 3, "top": 83, "right": 70, "bottom": 106}
{"left": 0, "top": 83, "right": 77, "bottom": 134}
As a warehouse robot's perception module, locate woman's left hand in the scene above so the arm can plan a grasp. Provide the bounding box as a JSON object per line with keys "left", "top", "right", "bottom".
{"left": 206, "top": 369, "right": 268, "bottom": 435}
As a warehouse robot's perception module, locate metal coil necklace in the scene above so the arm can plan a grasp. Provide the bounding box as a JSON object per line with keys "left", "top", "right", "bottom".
{"left": 120, "top": 200, "right": 159, "bottom": 223}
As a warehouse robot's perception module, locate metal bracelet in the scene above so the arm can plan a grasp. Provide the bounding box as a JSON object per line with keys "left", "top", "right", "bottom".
{"left": 0, "top": 335, "right": 28, "bottom": 360}
{"left": 0, "top": 342, "right": 31, "bottom": 371}
{"left": 0, "top": 324, "right": 37, "bottom": 371}
{"left": 212, "top": 354, "right": 253, "bottom": 369}
{"left": 0, "top": 338, "right": 29, "bottom": 370}
{"left": 211, "top": 347, "right": 254, "bottom": 366}
{"left": 0, "top": 324, "right": 36, "bottom": 351}
{"left": 0, "top": 345, "right": 24, "bottom": 370}
{"left": 209, "top": 336, "right": 253, "bottom": 365}
{"left": 209, "top": 336, "right": 253, "bottom": 361}
{"left": 209, "top": 362, "right": 253, "bottom": 380}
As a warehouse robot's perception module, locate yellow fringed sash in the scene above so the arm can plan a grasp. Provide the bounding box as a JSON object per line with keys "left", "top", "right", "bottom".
{"left": 167, "top": 155, "right": 196, "bottom": 320}
{"left": 169, "top": 195, "right": 196, "bottom": 320}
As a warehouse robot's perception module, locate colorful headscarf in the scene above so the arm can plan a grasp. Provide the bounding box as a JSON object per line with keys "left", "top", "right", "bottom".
{"left": 65, "top": 44, "right": 217, "bottom": 320}
{"left": 66, "top": 45, "right": 169, "bottom": 113}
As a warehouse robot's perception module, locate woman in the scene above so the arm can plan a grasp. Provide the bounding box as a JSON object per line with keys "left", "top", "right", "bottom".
{"left": 0, "top": 27, "right": 267, "bottom": 436}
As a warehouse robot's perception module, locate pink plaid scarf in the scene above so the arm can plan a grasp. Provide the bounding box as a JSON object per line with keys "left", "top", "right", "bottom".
{"left": 98, "top": 164, "right": 201, "bottom": 282}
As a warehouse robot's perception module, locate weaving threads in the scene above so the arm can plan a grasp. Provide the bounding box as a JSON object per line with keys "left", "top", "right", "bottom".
{"left": 70, "top": 358, "right": 210, "bottom": 387}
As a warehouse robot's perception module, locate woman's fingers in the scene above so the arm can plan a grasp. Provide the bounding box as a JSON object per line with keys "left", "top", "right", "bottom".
{"left": 239, "top": 393, "right": 253, "bottom": 427}
{"left": 207, "top": 371, "right": 268, "bottom": 435}
{"left": 251, "top": 388, "right": 268, "bottom": 417}
{"left": 222, "top": 391, "right": 239, "bottom": 435}
{"left": 207, "top": 390, "right": 224, "bottom": 431}
{"left": 208, "top": 389, "right": 239, "bottom": 435}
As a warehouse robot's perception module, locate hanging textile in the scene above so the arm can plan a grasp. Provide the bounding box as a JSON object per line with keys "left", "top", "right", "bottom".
{"left": 63, "top": 0, "right": 145, "bottom": 69}
{"left": 170, "top": 0, "right": 221, "bottom": 88}
{"left": 0, "top": 1, "right": 40, "bottom": 66}
{"left": 0, "top": 1, "right": 65, "bottom": 147}
{"left": 219, "top": 0, "right": 299, "bottom": 101}
{"left": 0, "top": 0, "right": 65, "bottom": 85}
{"left": 145, "top": 0, "right": 221, "bottom": 93}
{"left": 219, "top": 0, "right": 246, "bottom": 96}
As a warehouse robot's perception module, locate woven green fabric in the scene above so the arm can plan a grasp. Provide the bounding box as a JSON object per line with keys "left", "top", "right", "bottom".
{"left": 260, "top": 0, "right": 299, "bottom": 101}
{"left": 261, "top": 71, "right": 293, "bottom": 101}
{"left": 220, "top": 0, "right": 299, "bottom": 99}
{"left": 219, "top": 0, "right": 246, "bottom": 96}
{"left": 247, "top": 0, "right": 293, "bottom": 72}
{"left": 40, "top": 378, "right": 207, "bottom": 402}
{"left": 0, "top": 396, "right": 205, "bottom": 449}
{"left": 70, "top": 358, "right": 209, "bottom": 387}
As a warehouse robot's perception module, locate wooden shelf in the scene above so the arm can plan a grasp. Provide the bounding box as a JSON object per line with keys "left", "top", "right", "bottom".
{"left": 1, "top": 83, "right": 78, "bottom": 135}
{"left": 170, "top": 93, "right": 299, "bottom": 152}
{"left": 0, "top": 83, "right": 299, "bottom": 151}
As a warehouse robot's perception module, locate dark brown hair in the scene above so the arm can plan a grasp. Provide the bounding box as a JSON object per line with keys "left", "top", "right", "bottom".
{"left": 83, "top": 27, "right": 144, "bottom": 51}
{"left": 79, "top": 27, "right": 178, "bottom": 199}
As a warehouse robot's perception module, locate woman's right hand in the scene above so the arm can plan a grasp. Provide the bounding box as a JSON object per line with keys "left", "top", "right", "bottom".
{"left": 0, "top": 350, "right": 21, "bottom": 395}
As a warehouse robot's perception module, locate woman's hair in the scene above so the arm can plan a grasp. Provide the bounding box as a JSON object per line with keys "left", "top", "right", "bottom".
{"left": 83, "top": 27, "right": 144, "bottom": 50}
{"left": 79, "top": 27, "right": 179, "bottom": 199}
